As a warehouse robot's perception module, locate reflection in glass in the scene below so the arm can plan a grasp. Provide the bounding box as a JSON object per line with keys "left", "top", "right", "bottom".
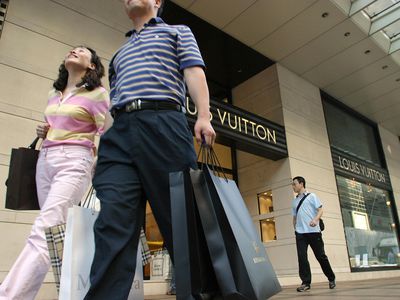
{"left": 336, "top": 176, "right": 400, "bottom": 269}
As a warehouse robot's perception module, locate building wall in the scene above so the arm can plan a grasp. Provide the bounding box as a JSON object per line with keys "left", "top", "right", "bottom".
{"left": 1, "top": 1, "right": 399, "bottom": 297}
{"left": 0, "top": 0, "right": 129, "bottom": 297}
{"left": 233, "top": 63, "right": 400, "bottom": 285}
{"left": 380, "top": 126, "right": 400, "bottom": 232}
{"left": 232, "top": 65, "right": 298, "bottom": 282}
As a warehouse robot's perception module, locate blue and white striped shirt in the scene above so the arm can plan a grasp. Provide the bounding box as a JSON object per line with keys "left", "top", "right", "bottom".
{"left": 109, "top": 17, "right": 205, "bottom": 109}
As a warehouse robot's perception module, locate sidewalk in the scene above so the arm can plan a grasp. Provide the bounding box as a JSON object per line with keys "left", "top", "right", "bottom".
{"left": 144, "top": 276, "right": 400, "bottom": 300}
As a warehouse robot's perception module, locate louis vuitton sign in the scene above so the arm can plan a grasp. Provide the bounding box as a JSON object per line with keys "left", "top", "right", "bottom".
{"left": 185, "top": 97, "right": 287, "bottom": 160}
{"left": 331, "top": 147, "right": 392, "bottom": 191}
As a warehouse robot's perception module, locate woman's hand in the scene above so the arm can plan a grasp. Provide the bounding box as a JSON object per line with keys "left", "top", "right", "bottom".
{"left": 36, "top": 123, "right": 50, "bottom": 139}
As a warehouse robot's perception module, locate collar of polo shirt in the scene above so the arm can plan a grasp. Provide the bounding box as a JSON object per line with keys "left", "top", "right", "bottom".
{"left": 125, "top": 17, "right": 164, "bottom": 37}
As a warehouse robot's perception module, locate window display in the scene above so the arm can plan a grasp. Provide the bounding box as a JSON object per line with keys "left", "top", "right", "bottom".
{"left": 258, "top": 191, "right": 276, "bottom": 242}
{"left": 336, "top": 176, "right": 400, "bottom": 269}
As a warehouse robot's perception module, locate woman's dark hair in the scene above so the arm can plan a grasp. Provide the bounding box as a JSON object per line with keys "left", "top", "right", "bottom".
{"left": 53, "top": 46, "right": 105, "bottom": 92}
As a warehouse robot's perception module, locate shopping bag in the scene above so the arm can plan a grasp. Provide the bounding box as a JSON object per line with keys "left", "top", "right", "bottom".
{"left": 140, "top": 228, "right": 151, "bottom": 266}
{"left": 128, "top": 244, "right": 145, "bottom": 300}
{"left": 45, "top": 223, "right": 66, "bottom": 292}
{"left": 59, "top": 204, "right": 145, "bottom": 300}
{"left": 190, "top": 164, "right": 281, "bottom": 299}
{"left": 170, "top": 170, "right": 220, "bottom": 300}
{"left": 5, "top": 137, "right": 40, "bottom": 210}
{"left": 150, "top": 249, "right": 172, "bottom": 280}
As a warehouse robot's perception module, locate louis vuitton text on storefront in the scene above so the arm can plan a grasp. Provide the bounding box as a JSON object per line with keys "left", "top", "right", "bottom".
{"left": 338, "top": 156, "right": 386, "bottom": 183}
{"left": 185, "top": 97, "right": 276, "bottom": 144}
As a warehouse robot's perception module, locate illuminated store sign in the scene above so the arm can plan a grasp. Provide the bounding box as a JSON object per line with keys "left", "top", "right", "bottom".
{"left": 331, "top": 147, "right": 392, "bottom": 191}
{"left": 185, "top": 97, "right": 287, "bottom": 160}
{"left": 338, "top": 156, "right": 386, "bottom": 183}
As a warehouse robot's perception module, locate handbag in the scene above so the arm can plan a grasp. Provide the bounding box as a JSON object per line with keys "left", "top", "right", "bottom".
{"left": 191, "top": 148, "right": 281, "bottom": 299}
{"left": 150, "top": 249, "right": 172, "bottom": 280}
{"left": 59, "top": 189, "right": 145, "bottom": 300}
{"left": 5, "top": 137, "right": 40, "bottom": 210}
{"left": 45, "top": 187, "right": 94, "bottom": 294}
{"left": 295, "top": 193, "right": 325, "bottom": 231}
{"left": 170, "top": 170, "right": 220, "bottom": 300}
{"left": 45, "top": 223, "right": 66, "bottom": 293}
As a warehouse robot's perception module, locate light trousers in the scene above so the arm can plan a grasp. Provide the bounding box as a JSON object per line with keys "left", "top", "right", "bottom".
{"left": 0, "top": 145, "right": 93, "bottom": 300}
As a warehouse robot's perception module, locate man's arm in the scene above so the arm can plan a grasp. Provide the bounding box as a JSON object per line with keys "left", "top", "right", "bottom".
{"left": 293, "top": 216, "right": 296, "bottom": 229}
{"left": 184, "top": 66, "right": 216, "bottom": 146}
{"left": 310, "top": 207, "right": 323, "bottom": 227}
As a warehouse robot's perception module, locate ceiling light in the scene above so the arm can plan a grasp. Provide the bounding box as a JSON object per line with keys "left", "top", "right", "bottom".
{"left": 344, "top": 32, "right": 351, "bottom": 37}
{"left": 321, "top": 12, "right": 329, "bottom": 18}
{"left": 364, "top": 50, "right": 371, "bottom": 54}
{"left": 382, "top": 65, "right": 388, "bottom": 70}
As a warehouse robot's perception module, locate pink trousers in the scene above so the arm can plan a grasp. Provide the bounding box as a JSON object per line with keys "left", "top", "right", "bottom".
{"left": 0, "top": 145, "right": 94, "bottom": 300}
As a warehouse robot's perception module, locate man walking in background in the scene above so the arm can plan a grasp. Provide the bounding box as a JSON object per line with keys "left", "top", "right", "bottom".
{"left": 84, "top": 0, "right": 215, "bottom": 299}
{"left": 292, "top": 176, "right": 336, "bottom": 292}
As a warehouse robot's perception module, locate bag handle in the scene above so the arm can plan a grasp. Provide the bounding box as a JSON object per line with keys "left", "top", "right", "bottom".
{"left": 28, "top": 137, "right": 40, "bottom": 149}
{"left": 197, "top": 145, "right": 228, "bottom": 181}
{"left": 295, "top": 193, "right": 310, "bottom": 214}
{"left": 79, "top": 186, "right": 96, "bottom": 209}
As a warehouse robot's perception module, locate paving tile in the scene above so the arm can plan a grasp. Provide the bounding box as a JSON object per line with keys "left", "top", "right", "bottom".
{"left": 144, "top": 277, "right": 400, "bottom": 300}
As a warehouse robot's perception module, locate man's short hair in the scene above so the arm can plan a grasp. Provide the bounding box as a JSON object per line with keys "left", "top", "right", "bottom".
{"left": 157, "top": 0, "right": 165, "bottom": 16}
{"left": 293, "top": 176, "right": 306, "bottom": 188}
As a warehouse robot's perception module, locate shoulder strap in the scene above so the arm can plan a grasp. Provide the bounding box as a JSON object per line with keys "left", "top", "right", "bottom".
{"left": 296, "top": 193, "right": 310, "bottom": 214}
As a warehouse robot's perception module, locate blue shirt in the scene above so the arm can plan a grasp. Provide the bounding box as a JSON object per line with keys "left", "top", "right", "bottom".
{"left": 292, "top": 192, "right": 322, "bottom": 234}
{"left": 109, "top": 17, "right": 205, "bottom": 109}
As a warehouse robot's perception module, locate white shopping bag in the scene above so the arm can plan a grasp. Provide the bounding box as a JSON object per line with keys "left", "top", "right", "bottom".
{"left": 150, "top": 250, "right": 172, "bottom": 280}
{"left": 128, "top": 246, "right": 144, "bottom": 300}
{"left": 59, "top": 205, "right": 144, "bottom": 300}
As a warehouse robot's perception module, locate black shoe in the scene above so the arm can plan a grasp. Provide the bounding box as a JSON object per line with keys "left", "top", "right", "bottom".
{"left": 296, "top": 284, "right": 310, "bottom": 292}
{"left": 329, "top": 280, "right": 336, "bottom": 289}
{"left": 166, "top": 289, "right": 176, "bottom": 295}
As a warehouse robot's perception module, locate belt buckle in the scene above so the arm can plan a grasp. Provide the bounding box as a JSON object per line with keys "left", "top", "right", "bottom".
{"left": 126, "top": 99, "right": 141, "bottom": 112}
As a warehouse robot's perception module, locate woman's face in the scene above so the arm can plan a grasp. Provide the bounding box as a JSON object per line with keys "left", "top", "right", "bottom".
{"left": 64, "top": 47, "right": 94, "bottom": 71}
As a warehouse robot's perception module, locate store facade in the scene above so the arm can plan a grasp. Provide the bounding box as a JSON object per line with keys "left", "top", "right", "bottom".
{"left": 0, "top": 0, "right": 400, "bottom": 298}
{"left": 323, "top": 97, "right": 400, "bottom": 271}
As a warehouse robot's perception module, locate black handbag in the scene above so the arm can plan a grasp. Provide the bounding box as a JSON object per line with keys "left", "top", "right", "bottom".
{"left": 5, "top": 137, "right": 40, "bottom": 210}
{"left": 170, "top": 170, "right": 220, "bottom": 300}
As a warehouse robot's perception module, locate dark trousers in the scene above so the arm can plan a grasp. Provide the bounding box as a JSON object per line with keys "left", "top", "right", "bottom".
{"left": 84, "top": 110, "right": 197, "bottom": 300}
{"left": 295, "top": 232, "right": 335, "bottom": 285}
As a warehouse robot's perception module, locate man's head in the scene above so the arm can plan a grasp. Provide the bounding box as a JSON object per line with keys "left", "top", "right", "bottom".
{"left": 292, "top": 176, "right": 306, "bottom": 193}
{"left": 123, "top": 0, "right": 164, "bottom": 19}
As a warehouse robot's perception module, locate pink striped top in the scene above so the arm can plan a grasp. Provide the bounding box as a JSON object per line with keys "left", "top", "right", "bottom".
{"left": 43, "top": 86, "right": 110, "bottom": 149}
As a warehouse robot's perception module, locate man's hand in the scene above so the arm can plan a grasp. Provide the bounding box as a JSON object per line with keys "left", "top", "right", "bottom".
{"left": 194, "top": 116, "right": 216, "bottom": 146}
{"left": 36, "top": 123, "right": 50, "bottom": 139}
{"left": 309, "top": 218, "right": 319, "bottom": 227}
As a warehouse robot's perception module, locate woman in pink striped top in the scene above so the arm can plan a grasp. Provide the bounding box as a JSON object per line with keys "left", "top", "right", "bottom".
{"left": 0, "top": 46, "right": 111, "bottom": 300}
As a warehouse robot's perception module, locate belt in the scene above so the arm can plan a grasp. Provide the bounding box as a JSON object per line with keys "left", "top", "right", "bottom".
{"left": 112, "top": 99, "right": 184, "bottom": 117}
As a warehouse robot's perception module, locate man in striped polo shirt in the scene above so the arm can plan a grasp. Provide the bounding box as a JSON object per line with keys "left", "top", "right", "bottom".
{"left": 84, "top": 0, "right": 216, "bottom": 299}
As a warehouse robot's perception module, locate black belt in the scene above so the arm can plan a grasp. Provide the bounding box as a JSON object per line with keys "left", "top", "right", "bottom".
{"left": 112, "top": 99, "right": 184, "bottom": 117}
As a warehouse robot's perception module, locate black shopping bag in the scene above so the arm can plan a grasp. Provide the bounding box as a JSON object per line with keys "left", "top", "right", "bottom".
{"left": 170, "top": 170, "right": 220, "bottom": 300}
{"left": 5, "top": 137, "right": 40, "bottom": 210}
{"left": 190, "top": 165, "right": 281, "bottom": 300}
